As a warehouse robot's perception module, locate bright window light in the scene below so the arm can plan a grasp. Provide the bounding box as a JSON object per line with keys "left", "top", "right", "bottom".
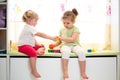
{"left": 8, "top": 0, "right": 108, "bottom": 49}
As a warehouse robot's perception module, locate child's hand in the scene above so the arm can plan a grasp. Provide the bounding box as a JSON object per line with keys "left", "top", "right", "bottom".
{"left": 58, "top": 36, "right": 62, "bottom": 41}
{"left": 49, "top": 36, "right": 61, "bottom": 48}
{"left": 52, "top": 36, "right": 58, "bottom": 41}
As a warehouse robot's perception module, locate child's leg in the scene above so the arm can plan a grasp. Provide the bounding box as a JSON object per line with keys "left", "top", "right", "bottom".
{"left": 79, "top": 61, "right": 88, "bottom": 79}
{"left": 18, "top": 45, "right": 37, "bottom": 57}
{"left": 60, "top": 45, "right": 71, "bottom": 79}
{"left": 72, "top": 45, "right": 88, "bottom": 79}
{"left": 61, "top": 58, "right": 69, "bottom": 78}
{"left": 29, "top": 57, "right": 41, "bottom": 78}
{"left": 18, "top": 45, "right": 41, "bottom": 78}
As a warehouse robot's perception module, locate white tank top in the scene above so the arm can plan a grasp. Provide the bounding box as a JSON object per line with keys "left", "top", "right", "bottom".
{"left": 18, "top": 24, "right": 38, "bottom": 46}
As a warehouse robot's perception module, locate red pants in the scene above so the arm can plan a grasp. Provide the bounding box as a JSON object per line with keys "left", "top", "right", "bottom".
{"left": 18, "top": 45, "right": 44, "bottom": 57}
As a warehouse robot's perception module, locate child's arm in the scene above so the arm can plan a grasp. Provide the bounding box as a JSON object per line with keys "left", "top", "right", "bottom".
{"left": 54, "top": 40, "right": 61, "bottom": 47}
{"left": 53, "top": 37, "right": 61, "bottom": 47}
{"left": 35, "top": 32, "right": 56, "bottom": 41}
{"left": 49, "top": 37, "right": 61, "bottom": 49}
{"left": 59, "top": 32, "right": 79, "bottom": 43}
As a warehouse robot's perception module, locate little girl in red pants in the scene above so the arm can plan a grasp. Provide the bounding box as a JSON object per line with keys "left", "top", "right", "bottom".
{"left": 18, "top": 10, "right": 56, "bottom": 78}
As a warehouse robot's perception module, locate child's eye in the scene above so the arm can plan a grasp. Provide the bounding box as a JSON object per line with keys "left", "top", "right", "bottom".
{"left": 63, "top": 22, "right": 70, "bottom": 25}
{"left": 63, "top": 22, "right": 66, "bottom": 24}
{"left": 67, "top": 22, "right": 70, "bottom": 24}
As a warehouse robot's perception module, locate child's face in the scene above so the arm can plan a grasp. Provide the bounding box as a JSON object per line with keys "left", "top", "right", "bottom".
{"left": 62, "top": 19, "right": 74, "bottom": 29}
{"left": 29, "top": 19, "right": 38, "bottom": 26}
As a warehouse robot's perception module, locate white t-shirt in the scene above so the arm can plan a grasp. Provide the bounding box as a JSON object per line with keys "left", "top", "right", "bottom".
{"left": 18, "top": 24, "right": 38, "bottom": 46}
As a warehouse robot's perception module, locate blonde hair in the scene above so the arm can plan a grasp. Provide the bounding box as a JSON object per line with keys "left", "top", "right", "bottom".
{"left": 22, "top": 10, "right": 39, "bottom": 22}
{"left": 62, "top": 8, "right": 78, "bottom": 22}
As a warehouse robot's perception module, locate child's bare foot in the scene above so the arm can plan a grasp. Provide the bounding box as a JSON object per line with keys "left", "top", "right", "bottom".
{"left": 37, "top": 47, "right": 45, "bottom": 56}
{"left": 31, "top": 71, "right": 41, "bottom": 78}
{"left": 63, "top": 72, "right": 69, "bottom": 79}
{"left": 81, "top": 73, "right": 88, "bottom": 79}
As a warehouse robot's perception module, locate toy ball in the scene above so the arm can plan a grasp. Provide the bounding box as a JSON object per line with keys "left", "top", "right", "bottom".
{"left": 49, "top": 44, "right": 54, "bottom": 49}
{"left": 87, "top": 49, "right": 96, "bottom": 53}
{"left": 87, "top": 49, "right": 92, "bottom": 52}
{"left": 92, "top": 49, "right": 96, "bottom": 52}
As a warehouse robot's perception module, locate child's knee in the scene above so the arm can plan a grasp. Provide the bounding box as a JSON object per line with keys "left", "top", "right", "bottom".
{"left": 76, "top": 51, "right": 86, "bottom": 61}
{"left": 72, "top": 46, "right": 86, "bottom": 61}
{"left": 60, "top": 45, "right": 71, "bottom": 59}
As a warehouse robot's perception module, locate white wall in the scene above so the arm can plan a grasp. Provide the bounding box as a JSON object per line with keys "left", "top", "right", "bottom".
{"left": 111, "top": 0, "right": 120, "bottom": 51}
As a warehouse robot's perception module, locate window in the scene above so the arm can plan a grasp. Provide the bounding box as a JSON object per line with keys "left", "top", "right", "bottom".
{"left": 8, "top": 0, "right": 111, "bottom": 51}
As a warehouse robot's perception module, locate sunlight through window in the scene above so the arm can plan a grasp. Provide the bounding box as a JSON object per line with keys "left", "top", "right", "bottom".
{"left": 8, "top": 0, "right": 110, "bottom": 50}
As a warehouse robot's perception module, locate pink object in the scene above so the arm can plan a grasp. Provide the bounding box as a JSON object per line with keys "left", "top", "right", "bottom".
{"left": 53, "top": 50, "right": 60, "bottom": 53}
